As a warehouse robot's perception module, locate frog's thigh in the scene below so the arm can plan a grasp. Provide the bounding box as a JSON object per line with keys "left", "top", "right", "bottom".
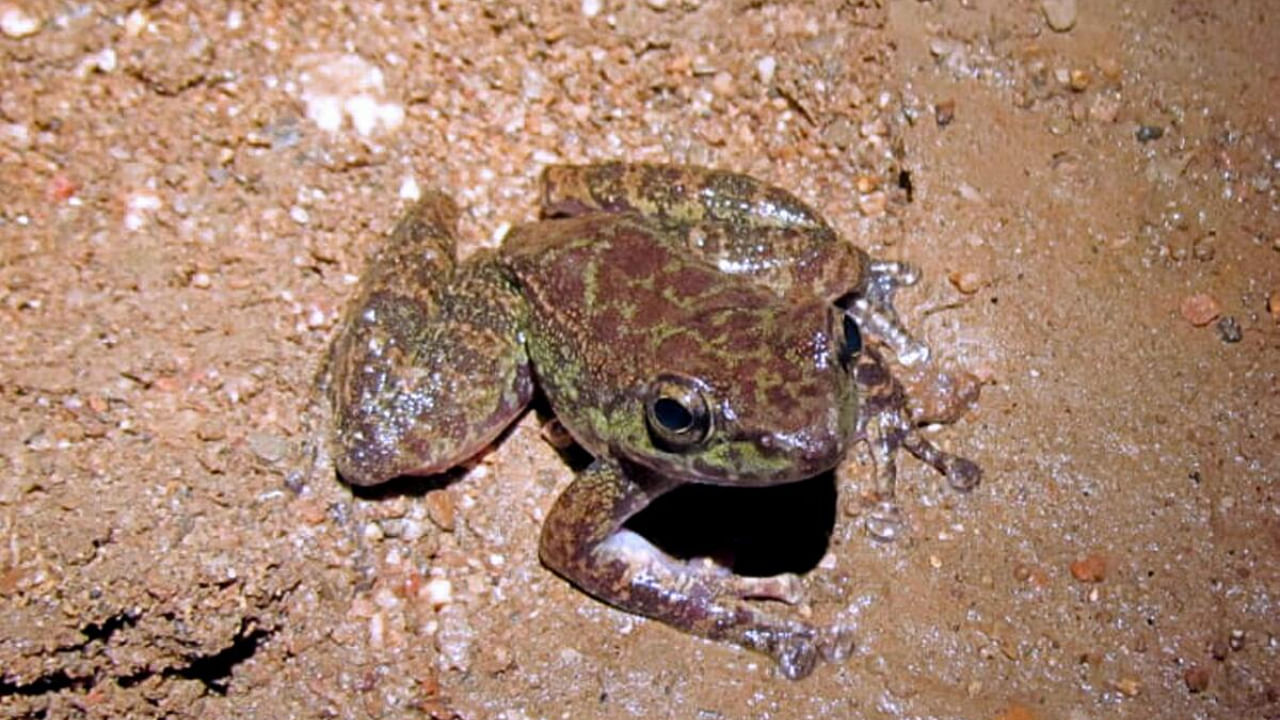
{"left": 540, "top": 162, "right": 824, "bottom": 232}
{"left": 540, "top": 463, "right": 838, "bottom": 679}
{"left": 329, "top": 269, "right": 532, "bottom": 486}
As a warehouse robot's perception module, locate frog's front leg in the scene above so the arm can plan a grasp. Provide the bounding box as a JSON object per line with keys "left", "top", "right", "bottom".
{"left": 852, "top": 348, "right": 981, "bottom": 540}
{"left": 540, "top": 462, "right": 853, "bottom": 679}
{"left": 845, "top": 260, "right": 931, "bottom": 366}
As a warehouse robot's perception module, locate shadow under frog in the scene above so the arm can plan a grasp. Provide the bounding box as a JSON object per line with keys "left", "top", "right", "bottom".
{"left": 325, "top": 163, "right": 980, "bottom": 679}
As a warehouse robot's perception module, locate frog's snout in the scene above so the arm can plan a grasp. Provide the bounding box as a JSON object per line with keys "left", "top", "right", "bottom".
{"left": 755, "top": 428, "right": 846, "bottom": 476}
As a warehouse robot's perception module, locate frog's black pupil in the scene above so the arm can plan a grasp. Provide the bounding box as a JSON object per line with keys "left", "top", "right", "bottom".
{"left": 653, "top": 397, "right": 693, "bottom": 432}
{"left": 841, "top": 314, "right": 862, "bottom": 361}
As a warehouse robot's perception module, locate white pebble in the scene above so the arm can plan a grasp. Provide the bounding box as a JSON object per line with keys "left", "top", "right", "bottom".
{"left": 1041, "top": 0, "right": 1077, "bottom": 32}
{"left": 755, "top": 55, "right": 777, "bottom": 85}
{"left": 1, "top": 5, "right": 39, "bottom": 38}
{"left": 289, "top": 205, "right": 310, "bottom": 224}
{"left": 424, "top": 578, "right": 453, "bottom": 608}
{"left": 398, "top": 175, "right": 420, "bottom": 201}
{"left": 373, "top": 587, "right": 400, "bottom": 610}
{"left": 124, "top": 8, "right": 147, "bottom": 37}
{"left": 581, "top": 0, "right": 602, "bottom": 17}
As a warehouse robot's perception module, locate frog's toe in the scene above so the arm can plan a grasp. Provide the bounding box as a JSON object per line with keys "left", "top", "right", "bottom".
{"left": 731, "top": 572, "right": 805, "bottom": 604}
{"left": 818, "top": 624, "right": 857, "bottom": 663}
{"left": 773, "top": 633, "right": 822, "bottom": 680}
{"left": 944, "top": 454, "right": 982, "bottom": 492}
{"left": 865, "top": 500, "right": 905, "bottom": 542}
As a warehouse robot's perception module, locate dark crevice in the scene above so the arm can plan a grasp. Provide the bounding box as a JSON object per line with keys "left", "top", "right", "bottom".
{"left": 165, "top": 622, "right": 273, "bottom": 695}
{"left": 1, "top": 611, "right": 142, "bottom": 698}
{"left": 0, "top": 669, "right": 93, "bottom": 697}
{"left": 5, "top": 620, "right": 275, "bottom": 700}
{"left": 80, "top": 610, "right": 139, "bottom": 643}
{"left": 117, "top": 621, "right": 274, "bottom": 695}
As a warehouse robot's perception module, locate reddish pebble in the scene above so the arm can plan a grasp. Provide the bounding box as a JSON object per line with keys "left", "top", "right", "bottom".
{"left": 1180, "top": 293, "right": 1220, "bottom": 327}
{"left": 295, "top": 497, "right": 329, "bottom": 525}
{"left": 1183, "top": 665, "right": 1210, "bottom": 693}
{"left": 1069, "top": 553, "right": 1107, "bottom": 583}
{"left": 1267, "top": 289, "right": 1280, "bottom": 323}
{"left": 425, "top": 490, "right": 456, "bottom": 532}
{"left": 994, "top": 704, "right": 1035, "bottom": 720}
{"left": 48, "top": 174, "right": 77, "bottom": 202}
{"left": 948, "top": 269, "right": 983, "bottom": 294}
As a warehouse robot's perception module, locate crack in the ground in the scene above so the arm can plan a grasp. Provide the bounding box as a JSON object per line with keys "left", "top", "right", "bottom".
{"left": 1, "top": 616, "right": 277, "bottom": 699}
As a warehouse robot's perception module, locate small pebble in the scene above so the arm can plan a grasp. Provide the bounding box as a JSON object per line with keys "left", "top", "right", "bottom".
{"left": 755, "top": 55, "right": 776, "bottom": 85}
{"left": 1136, "top": 125, "right": 1164, "bottom": 142}
{"left": 425, "top": 490, "right": 456, "bottom": 532}
{"left": 935, "top": 99, "right": 956, "bottom": 127}
{"left": 711, "top": 70, "right": 734, "bottom": 97}
{"left": 1069, "top": 554, "right": 1107, "bottom": 583}
{"left": 1184, "top": 665, "right": 1211, "bottom": 693}
{"left": 1041, "top": 0, "right": 1077, "bottom": 32}
{"left": 948, "top": 269, "right": 983, "bottom": 294}
{"left": 1068, "top": 68, "right": 1091, "bottom": 92}
{"left": 1113, "top": 676, "right": 1142, "bottom": 697}
{"left": 858, "top": 190, "right": 887, "bottom": 217}
{"left": 0, "top": 4, "right": 39, "bottom": 37}
{"left": 1266, "top": 289, "right": 1280, "bottom": 322}
{"left": 580, "top": 0, "right": 601, "bottom": 17}
{"left": 1179, "top": 293, "right": 1220, "bottom": 327}
{"left": 1215, "top": 316, "right": 1242, "bottom": 343}
{"left": 1191, "top": 235, "right": 1215, "bottom": 262}
{"left": 423, "top": 578, "right": 453, "bottom": 608}
{"left": 994, "top": 704, "right": 1035, "bottom": 720}
{"left": 1228, "top": 629, "right": 1245, "bottom": 651}
{"left": 248, "top": 432, "right": 290, "bottom": 464}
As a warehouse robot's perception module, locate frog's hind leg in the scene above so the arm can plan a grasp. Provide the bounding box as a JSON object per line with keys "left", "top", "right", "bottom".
{"left": 328, "top": 193, "right": 533, "bottom": 486}
{"left": 540, "top": 462, "right": 853, "bottom": 680}
{"left": 539, "top": 162, "right": 873, "bottom": 303}
{"left": 852, "top": 348, "right": 981, "bottom": 541}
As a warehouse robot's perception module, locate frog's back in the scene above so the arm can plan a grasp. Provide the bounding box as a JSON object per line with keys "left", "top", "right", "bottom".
{"left": 499, "top": 214, "right": 773, "bottom": 387}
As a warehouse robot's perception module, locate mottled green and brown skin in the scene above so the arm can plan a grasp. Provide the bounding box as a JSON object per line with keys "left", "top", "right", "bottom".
{"left": 327, "top": 163, "right": 980, "bottom": 679}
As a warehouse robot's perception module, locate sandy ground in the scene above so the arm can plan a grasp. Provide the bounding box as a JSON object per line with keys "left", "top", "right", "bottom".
{"left": 1, "top": 0, "right": 1277, "bottom": 718}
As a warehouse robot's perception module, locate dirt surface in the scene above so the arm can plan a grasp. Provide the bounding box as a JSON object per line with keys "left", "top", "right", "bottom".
{"left": 2, "top": 1, "right": 1277, "bottom": 718}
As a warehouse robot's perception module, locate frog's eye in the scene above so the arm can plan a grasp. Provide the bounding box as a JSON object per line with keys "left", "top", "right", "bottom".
{"left": 645, "top": 375, "right": 712, "bottom": 450}
{"left": 838, "top": 314, "right": 863, "bottom": 368}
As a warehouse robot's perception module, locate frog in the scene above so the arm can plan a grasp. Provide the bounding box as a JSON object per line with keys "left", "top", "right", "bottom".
{"left": 325, "top": 162, "right": 981, "bottom": 679}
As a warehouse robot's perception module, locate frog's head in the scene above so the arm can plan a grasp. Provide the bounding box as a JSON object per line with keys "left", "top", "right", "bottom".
{"left": 612, "top": 300, "right": 862, "bottom": 487}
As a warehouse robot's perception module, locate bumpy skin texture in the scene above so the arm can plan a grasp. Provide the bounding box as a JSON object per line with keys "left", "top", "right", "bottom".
{"left": 327, "top": 163, "right": 981, "bottom": 679}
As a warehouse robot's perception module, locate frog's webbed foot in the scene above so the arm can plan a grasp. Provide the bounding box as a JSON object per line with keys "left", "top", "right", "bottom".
{"left": 541, "top": 462, "right": 847, "bottom": 679}
{"left": 844, "top": 260, "right": 930, "bottom": 367}
{"left": 852, "top": 348, "right": 981, "bottom": 541}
